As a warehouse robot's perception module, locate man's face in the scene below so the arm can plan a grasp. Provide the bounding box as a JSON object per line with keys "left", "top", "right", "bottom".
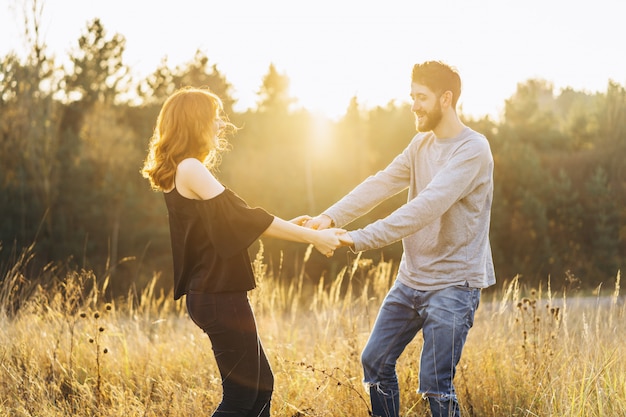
{"left": 410, "top": 82, "right": 442, "bottom": 132}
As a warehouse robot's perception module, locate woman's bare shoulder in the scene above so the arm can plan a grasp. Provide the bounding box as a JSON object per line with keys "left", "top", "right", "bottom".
{"left": 176, "top": 158, "right": 224, "bottom": 199}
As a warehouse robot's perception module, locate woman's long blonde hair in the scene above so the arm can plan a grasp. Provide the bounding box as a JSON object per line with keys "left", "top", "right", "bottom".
{"left": 141, "top": 87, "right": 232, "bottom": 191}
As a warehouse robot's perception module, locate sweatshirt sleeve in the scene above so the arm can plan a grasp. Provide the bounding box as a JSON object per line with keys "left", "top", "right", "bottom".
{"left": 195, "top": 189, "right": 274, "bottom": 259}
{"left": 350, "top": 136, "right": 493, "bottom": 252}
{"left": 323, "top": 142, "right": 413, "bottom": 227}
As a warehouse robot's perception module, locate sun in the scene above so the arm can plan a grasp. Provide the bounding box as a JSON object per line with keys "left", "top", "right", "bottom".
{"left": 305, "top": 113, "right": 336, "bottom": 159}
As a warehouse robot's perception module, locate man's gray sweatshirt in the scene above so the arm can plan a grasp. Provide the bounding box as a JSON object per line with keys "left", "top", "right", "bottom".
{"left": 324, "top": 127, "right": 496, "bottom": 290}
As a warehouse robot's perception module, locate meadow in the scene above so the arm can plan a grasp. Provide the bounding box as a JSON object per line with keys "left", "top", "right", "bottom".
{"left": 0, "top": 244, "right": 624, "bottom": 417}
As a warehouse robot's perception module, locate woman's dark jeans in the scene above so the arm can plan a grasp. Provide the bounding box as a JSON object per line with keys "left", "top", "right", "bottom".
{"left": 187, "top": 291, "right": 273, "bottom": 417}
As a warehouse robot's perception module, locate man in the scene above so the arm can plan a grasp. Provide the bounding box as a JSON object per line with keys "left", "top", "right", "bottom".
{"left": 307, "top": 61, "right": 495, "bottom": 417}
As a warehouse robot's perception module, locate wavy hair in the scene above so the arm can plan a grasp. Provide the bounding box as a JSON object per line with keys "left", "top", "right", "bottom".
{"left": 141, "top": 87, "right": 233, "bottom": 191}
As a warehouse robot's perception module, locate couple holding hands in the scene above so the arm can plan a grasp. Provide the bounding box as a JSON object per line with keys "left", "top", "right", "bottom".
{"left": 142, "top": 61, "right": 495, "bottom": 417}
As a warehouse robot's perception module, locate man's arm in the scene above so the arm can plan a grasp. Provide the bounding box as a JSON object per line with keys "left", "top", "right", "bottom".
{"left": 349, "top": 137, "right": 493, "bottom": 252}
{"left": 306, "top": 141, "right": 415, "bottom": 230}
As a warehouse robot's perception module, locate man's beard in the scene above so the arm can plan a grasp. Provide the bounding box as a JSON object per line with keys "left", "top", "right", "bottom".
{"left": 415, "top": 101, "right": 443, "bottom": 132}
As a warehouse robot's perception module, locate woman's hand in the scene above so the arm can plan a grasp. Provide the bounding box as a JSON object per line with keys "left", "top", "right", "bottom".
{"left": 261, "top": 217, "right": 349, "bottom": 257}
{"left": 312, "top": 228, "right": 347, "bottom": 257}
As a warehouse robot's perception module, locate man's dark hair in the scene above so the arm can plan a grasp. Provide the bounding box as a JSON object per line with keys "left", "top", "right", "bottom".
{"left": 412, "top": 61, "right": 462, "bottom": 108}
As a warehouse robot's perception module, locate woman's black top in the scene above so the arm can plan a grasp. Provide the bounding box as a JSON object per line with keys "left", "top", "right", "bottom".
{"left": 164, "top": 187, "right": 274, "bottom": 300}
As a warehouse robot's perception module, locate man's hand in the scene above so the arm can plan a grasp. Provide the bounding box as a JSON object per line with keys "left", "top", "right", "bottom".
{"left": 289, "top": 215, "right": 312, "bottom": 226}
{"left": 338, "top": 232, "right": 354, "bottom": 248}
{"left": 304, "top": 214, "right": 334, "bottom": 230}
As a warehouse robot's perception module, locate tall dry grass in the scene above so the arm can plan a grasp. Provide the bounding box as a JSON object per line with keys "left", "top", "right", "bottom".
{"left": 0, "top": 243, "right": 624, "bottom": 416}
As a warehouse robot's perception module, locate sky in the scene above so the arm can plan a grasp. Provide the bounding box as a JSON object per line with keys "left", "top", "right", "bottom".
{"left": 1, "top": 0, "right": 625, "bottom": 120}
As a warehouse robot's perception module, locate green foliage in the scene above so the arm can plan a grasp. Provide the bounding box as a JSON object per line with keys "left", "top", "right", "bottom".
{"left": 137, "top": 50, "right": 235, "bottom": 114}
{"left": 64, "top": 18, "right": 130, "bottom": 106}
{"left": 256, "top": 63, "right": 297, "bottom": 114}
{"left": 584, "top": 167, "right": 620, "bottom": 277}
{"left": 486, "top": 78, "right": 624, "bottom": 287}
{"left": 503, "top": 79, "right": 566, "bottom": 150}
{"left": 0, "top": 18, "right": 624, "bottom": 295}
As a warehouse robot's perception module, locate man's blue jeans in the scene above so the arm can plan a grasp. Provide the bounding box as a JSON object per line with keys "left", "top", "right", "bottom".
{"left": 361, "top": 280, "right": 480, "bottom": 417}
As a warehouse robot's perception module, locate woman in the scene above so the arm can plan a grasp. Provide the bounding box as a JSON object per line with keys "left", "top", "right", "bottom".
{"left": 142, "top": 87, "right": 344, "bottom": 416}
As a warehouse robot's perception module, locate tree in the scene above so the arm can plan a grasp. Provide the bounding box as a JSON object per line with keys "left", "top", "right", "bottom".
{"left": 365, "top": 101, "right": 415, "bottom": 171}
{"left": 137, "top": 50, "right": 235, "bottom": 114}
{"left": 503, "top": 79, "right": 565, "bottom": 150}
{"left": 600, "top": 80, "right": 626, "bottom": 147}
{"left": 256, "top": 63, "right": 296, "bottom": 114}
{"left": 0, "top": 0, "right": 62, "bottom": 257}
{"left": 488, "top": 136, "right": 551, "bottom": 280}
{"left": 64, "top": 18, "right": 130, "bottom": 107}
{"left": 545, "top": 169, "right": 584, "bottom": 278}
{"left": 555, "top": 87, "right": 599, "bottom": 150}
{"left": 584, "top": 166, "right": 619, "bottom": 279}
{"left": 52, "top": 19, "right": 152, "bottom": 285}
{"left": 335, "top": 96, "right": 368, "bottom": 182}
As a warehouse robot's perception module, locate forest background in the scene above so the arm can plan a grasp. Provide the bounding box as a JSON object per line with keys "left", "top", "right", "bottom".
{"left": 0, "top": 16, "right": 624, "bottom": 300}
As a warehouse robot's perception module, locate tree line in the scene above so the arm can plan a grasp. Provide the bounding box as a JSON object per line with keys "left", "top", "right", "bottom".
{"left": 1, "top": 17, "right": 624, "bottom": 296}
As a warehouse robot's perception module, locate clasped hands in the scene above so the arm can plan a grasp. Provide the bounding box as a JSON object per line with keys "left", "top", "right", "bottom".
{"left": 291, "top": 214, "right": 354, "bottom": 257}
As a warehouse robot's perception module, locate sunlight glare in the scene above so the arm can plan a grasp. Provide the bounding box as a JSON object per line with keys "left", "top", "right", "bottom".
{"left": 306, "top": 113, "right": 335, "bottom": 160}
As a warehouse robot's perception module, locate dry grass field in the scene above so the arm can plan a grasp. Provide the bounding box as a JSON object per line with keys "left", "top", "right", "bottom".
{"left": 0, "top": 244, "right": 624, "bottom": 416}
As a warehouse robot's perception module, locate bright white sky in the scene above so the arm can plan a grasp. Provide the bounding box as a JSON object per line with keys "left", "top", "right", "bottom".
{"left": 1, "top": 0, "right": 625, "bottom": 120}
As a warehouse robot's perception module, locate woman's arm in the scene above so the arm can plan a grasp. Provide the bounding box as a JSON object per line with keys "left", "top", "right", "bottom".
{"left": 176, "top": 158, "right": 344, "bottom": 256}
{"left": 262, "top": 217, "right": 345, "bottom": 256}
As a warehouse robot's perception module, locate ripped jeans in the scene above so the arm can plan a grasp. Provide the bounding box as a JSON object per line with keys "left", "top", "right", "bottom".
{"left": 361, "top": 280, "right": 480, "bottom": 417}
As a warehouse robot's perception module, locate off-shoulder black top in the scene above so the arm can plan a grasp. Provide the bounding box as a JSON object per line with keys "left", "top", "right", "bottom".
{"left": 163, "top": 187, "right": 274, "bottom": 299}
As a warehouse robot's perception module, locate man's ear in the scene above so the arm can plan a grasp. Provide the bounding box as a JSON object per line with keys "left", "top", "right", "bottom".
{"left": 440, "top": 90, "right": 453, "bottom": 108}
